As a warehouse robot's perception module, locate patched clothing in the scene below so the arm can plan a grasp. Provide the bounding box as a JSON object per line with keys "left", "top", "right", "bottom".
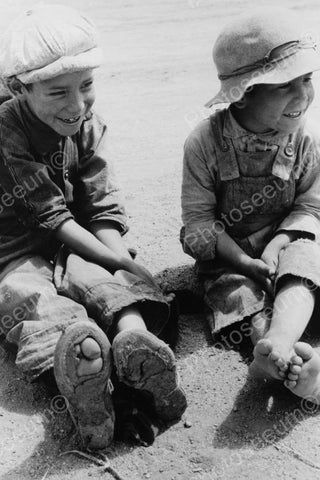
{"left": 181, "top": 107, "right": 320, "bottom": 334}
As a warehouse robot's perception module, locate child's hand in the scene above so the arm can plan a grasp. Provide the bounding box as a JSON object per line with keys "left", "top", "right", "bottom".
{"left": 261, "top": 232, "right": 295, "bottom": 272}
{"left": 121, "top": 258, "right": 158, "bottom": 288}
{"left": 260, "top": 249, "right": 279, "bottom": 274}
{"left": 244, "top": 258, "right": 275, "bottom": 296}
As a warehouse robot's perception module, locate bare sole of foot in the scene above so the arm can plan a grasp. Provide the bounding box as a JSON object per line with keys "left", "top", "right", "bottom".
{"left": 252, "top": 338, "right": 288, "bottom": 380}
{"left": 285, "top": 342, "right": 320, "bottom": 404}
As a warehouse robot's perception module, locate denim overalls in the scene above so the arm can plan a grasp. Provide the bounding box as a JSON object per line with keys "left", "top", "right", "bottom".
{"left": 184, "top": 109, "right": 320, "bottom": 334}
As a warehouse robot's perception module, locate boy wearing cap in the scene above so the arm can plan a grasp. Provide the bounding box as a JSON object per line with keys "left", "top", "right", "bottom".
{"left": 0, "top": 5, "right": 186, "bottom": 450}
{"left": 181, "top": 8, "right": 320, "bottom": 403}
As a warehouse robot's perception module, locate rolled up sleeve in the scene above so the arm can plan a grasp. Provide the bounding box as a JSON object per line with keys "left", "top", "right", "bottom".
{"left": 181, "top": 133, "right": 218, "bottom": 261}
{"left": 0, "top": 119, "right": 73, "bottom": 234}
{"left": 276, "top": 131, "right": 320, "bottom": 240}
{"left": 74, "top": 114, "right": 128, "bottom": 235}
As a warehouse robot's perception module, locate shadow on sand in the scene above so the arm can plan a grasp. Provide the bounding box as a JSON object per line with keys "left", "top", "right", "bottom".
{"left": 212, "top": 371, "right": 320, "bottom": 450}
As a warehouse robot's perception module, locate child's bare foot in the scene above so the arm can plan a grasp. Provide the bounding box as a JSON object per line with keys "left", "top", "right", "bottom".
{"left": 252, "top": 338, "right": 288, "bottom": 380}
{"left": 285, "top": 342, "right": 320, "bottom": 403}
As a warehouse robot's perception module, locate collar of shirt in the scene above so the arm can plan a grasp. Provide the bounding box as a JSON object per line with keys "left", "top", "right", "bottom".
{"left": 14, "top": 98, "right": 63, "bottom": 156}
{"left": 222, "top": 107, "right": 288, "bottom": 145}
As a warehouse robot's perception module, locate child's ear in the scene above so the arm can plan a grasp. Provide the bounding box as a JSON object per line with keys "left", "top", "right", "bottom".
{"left": 6, "top": 77, "right": 28, "bottom": 97}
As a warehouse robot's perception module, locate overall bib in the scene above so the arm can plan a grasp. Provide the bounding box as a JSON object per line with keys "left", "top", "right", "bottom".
{"left": 200, "top": 110, "right": 320, "bottom": 335}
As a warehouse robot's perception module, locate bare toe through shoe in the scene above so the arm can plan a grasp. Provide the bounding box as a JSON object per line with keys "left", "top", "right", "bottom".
{"left": 77, "top": 337, "right": 103, "bottom": 376}
{"left": 284, "top": 342, "right": 320, "bottom": 404}
{"left": 252, "top": 339, "right": 288, "bottom": 380}
{"left": 165, "top": 292, "right": 176, "bottom": 303}
{"left": 112, "top": 329, "right": 187, "bottom": 422}
{"left": 54, "top": 322, "right": 115, "bottom": 450}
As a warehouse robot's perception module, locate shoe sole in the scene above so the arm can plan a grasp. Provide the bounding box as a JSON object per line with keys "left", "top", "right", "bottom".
{"left": 54, "top": 321, "right": 114, "bottom": 450}
{"left": 113, "top": 329, "right": 187, "bottom": 421}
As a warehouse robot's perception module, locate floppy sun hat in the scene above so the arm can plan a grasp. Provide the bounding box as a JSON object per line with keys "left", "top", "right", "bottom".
{"left": 0, "top": 4, "right": 103, "bottom": 84}
{"left": 205, "top": 8, "right": 320, "bottom": 107}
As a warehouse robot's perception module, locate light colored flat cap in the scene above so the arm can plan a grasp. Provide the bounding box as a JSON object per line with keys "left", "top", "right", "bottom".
{"left": 0, "top": 4, "right": 103, "bottom": 84}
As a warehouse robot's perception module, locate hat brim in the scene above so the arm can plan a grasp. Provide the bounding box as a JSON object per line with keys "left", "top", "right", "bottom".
{"left": 16, "top": 47, "right": 103, "bottom": 84}
{"left": 205, "top": 48, "right": 320, "bottom": 107}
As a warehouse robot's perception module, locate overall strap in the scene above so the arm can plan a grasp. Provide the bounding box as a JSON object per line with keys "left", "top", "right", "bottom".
{"left": 209, "top": 110, "right": 240, "bottom": 181}
{"left": 272, "top": 131, "right": 301, "bottom": 180}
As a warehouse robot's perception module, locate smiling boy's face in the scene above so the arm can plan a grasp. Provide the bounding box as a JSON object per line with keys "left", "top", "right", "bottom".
{"left": 20, "top": 69, "right": 95, "bottom": 136}
{"left": 232, "top": 73, "right": 315, "bottom": 134}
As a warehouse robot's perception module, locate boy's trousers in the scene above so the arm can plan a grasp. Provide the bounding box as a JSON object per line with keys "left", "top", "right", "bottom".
{"left": 0, "top": 250, "right": 169, "bottom": 379}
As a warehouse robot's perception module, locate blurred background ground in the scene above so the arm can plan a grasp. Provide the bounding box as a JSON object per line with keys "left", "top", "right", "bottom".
{"left": 1, "top": 0, "right": 320, "bottom": 479}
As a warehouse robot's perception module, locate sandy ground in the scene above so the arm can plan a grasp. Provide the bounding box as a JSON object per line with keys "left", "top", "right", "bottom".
{"left": 1, "top": 0, "right": 320, "bottom": 479}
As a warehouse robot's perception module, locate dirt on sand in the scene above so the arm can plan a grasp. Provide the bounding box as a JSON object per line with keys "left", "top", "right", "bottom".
{"left": 1, "top": 0, "right": 320, "bottom": 479}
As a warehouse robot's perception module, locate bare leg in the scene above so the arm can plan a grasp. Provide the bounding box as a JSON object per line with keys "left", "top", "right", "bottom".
{"left": 111, "top": 271, "right": 187, "bottom": 420}
{"left": 285, "top": 342, "right": 320, "bottom": 403}
{"left": 250, "top": 308, "right": 272, "bottom": 345}
{"left": 70, "top": 268, "right": 149, "bottom": 373}
{"left": 113, "top": 270, "right": 174, "bottom": 334}
{"left": 252, "top": 279, "right": 315, "bottom": 380}
{"left": 113, "top": 270, "right": 148, "bottom": 333}
{"left": 64, "top": 270, "right": 148, "bottom": 375}
{"left": 116, "top": 305, "right": 147, "bottom": 332}
{"left": 70, "top": 269, "right": 149, "bottom": 373}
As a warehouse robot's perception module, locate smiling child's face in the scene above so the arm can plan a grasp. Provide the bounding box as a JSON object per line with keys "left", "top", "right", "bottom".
{"left": 232, "top": 73, "right": 315, "bottom": 134}
{"left": 21, "top": 69, "right": 95, "bottom": 136}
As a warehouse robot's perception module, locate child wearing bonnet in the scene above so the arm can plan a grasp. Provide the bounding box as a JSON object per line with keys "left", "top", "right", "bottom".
{"left": 181, "top": 8, "right": 320, "bottom": 403}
